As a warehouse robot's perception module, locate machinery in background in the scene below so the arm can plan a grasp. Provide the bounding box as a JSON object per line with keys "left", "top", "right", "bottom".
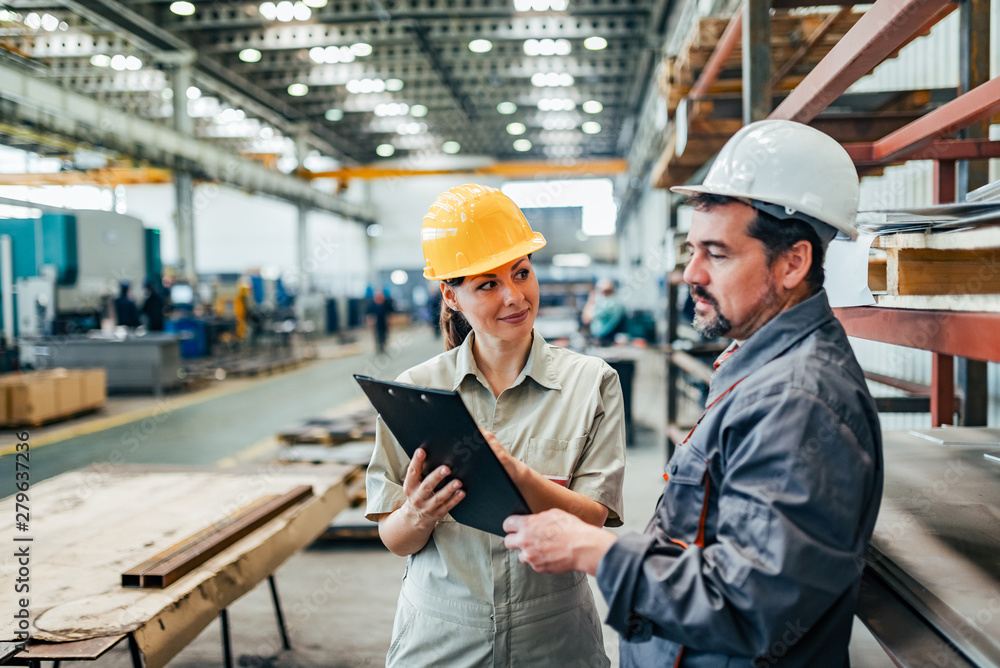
{"left": 0, "top": 210, "right": 162, "bottom": 340}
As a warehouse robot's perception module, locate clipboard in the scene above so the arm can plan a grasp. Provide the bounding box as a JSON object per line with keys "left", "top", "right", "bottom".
{"left": 354, "top": 374, "right": 530, "bottom": 536}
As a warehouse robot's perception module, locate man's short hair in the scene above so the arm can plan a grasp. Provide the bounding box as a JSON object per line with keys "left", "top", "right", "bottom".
{"left": 685, "top": 193, "right": 825, "bottom": 294}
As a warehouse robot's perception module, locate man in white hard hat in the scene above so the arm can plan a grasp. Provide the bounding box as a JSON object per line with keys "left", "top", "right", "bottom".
{"left": 503, "top": 120, "right": 884, "bottom": 667}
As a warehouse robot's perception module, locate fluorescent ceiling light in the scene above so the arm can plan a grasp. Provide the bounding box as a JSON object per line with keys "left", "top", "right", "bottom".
{"left": 376, "top": 144, "right": 396, "bottom": 157}
{"left": 409, "top": 104, "right": 428, "bottom": 117}
{"left": 239, "top": 48, "right": 262, "bottom": 63}
{"left": 170, "top": 1, "right": 195, "bottom": 15}
{"left": 582, "top": 100, "right": 603, "bottom": 114}
{"left": 351, "top": 42, "right": 373, "bottom": 56}
{"left": 468, "top": 39, "right": 492, "bottom": 53}
{"left": 581, "top": 121, "right": 601, "bottom": 134}
{"left": 287, "top": 83, "right": 309, "bottom": 96}
{"left": 497, "top": 101, "right": 517, "bottom": 114}
{"left": 385, "top": 78, "right": 404, "bottom": 91}
{"left": 324, "top": 108, "right": 344, "bottom": 121}
{"left": 583, "top": 36, "right": 607, "bottom": 50}
{"left": 442, "top": 141, "right": 461, "bottom": 154}
{"left": 506, "top": 122, "right": 526, "bottom": 136}
{"left": 513, "top": 139, "right": 532, "bottom": 152}
{"left": 552, "top": 253, "right": 592, "bottom": 267}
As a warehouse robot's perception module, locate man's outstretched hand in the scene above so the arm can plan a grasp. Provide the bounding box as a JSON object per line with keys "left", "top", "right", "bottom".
{"left": 503, "top": 509, "right": 618, "bottom": 576}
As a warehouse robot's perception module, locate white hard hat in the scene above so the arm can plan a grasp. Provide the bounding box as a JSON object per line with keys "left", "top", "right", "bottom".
{"left": 671, "top": 120, "right": 860, "bottom": 240}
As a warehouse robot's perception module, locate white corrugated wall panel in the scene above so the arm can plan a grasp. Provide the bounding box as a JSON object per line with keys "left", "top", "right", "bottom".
{"left": 849, "top": 11, "right": 959, "bottom": 93}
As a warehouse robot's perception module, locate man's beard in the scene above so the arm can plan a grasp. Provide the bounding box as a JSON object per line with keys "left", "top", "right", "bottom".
{"left": 690, "top": 285, "right": 731, "bottom": 339}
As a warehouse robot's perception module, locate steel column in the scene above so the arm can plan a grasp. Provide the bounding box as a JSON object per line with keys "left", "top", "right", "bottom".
{"left": 955, "top": 0, "right": 991, "bottom": 426}
{"left": 771, "top": 0, "right": 956, "bottom": 123}
{"left": 933, "top": 160, "right": 956, "bottom": 205}
{"left": 689, "top": 11, "right": 743, "bottom": 100}
{"left": 742, "top": 0, "right": 772, "bottom": 124}
{"left": 665, "top": 200, "right": 680, "bottom": 459}
{"left": 931, "top": 352, "right": 955, "bottom": 426}
{"left": 957, "top": 0, "right": 991, "bottom": 198}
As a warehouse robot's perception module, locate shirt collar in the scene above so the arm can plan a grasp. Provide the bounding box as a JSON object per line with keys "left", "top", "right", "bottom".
{"left": 452, "top": 329, "right": 562, "bottom": 392}
{"left": 707, "top": 289, "right": 836, "bottom": 404}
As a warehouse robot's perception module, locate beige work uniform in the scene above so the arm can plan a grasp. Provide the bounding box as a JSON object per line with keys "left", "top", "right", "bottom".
{"left": 366, "top": 331, "right": 626, "bottom": 668}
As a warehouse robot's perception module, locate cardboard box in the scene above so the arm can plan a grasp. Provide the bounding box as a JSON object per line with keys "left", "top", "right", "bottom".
{"left": 8, "top": 377, "right": 59, "bottom": 426}
{"left": 50, "top": 369, "right": 83, "bottom": 415}
{"left": 80, "top": 368, "right": 107, "bottom": 410}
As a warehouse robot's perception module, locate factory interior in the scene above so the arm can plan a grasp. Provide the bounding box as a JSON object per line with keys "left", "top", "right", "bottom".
{"left": 1, "top": 0, "right": 1000, "bottom": 665}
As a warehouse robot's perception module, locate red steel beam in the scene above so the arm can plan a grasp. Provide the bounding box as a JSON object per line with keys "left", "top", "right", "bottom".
{"left": 771, "top": 0, "right": 957, "bottom": 123}
{"left": 689, "top": 11, "right": 743, "bottom": 100}
{"left": 844, "top": 138, "right": 1000, "bottom": 165}
{"left": 833, "top": 308, "right": 1000, "bottom": 363}
{"left": 931, "top": 353, "right": 955, "bottom": 425}
{"left": 871, "top": 75, "right": 1000, "bottom": 162}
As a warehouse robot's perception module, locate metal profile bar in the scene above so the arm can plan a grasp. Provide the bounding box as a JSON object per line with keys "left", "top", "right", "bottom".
{"left": 689, "top": 11, "right": 743, "bottom": 100}
{"left": 671, "top": 351, "right": 715, "bottom": 385}
{"left": 871, "top": 76, "right": 1000, "bottom": 163}
{"left": 121, "top": 493, "right": 280, "bottom": 587}
{"left": 0, "top": 63, "right": 374, "bottom": 223}
{"left": 934, "top": 159, "right": 957, "bottom": 205}
{"left": 123, "top": 486, "right": 313, "bottom": 589}
{"left": 770, "top": 0, "right": 957, "bottom": 123}
{"left": 833, "top": 307, "right": 1000, "bottom": 363}
{"left": 769, "top": 8, "right": 850, "bottom": 86}
{"left": 863, "top": 371, "right": 931, "bottom": 396}
{"left": 304, "top": 159, "right": 628, "bottom": 180}
{"left": 844, "top": 138, "right": 1000, "bottom": 165}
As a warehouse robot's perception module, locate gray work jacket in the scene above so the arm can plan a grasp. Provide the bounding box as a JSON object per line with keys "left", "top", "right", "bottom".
{"left": 597, "top": 290, "right": 883, "bottom": 667}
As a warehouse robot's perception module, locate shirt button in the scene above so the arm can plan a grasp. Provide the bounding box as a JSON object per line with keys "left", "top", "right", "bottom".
{"left": 669, "top": 463, "right": 678, "bottom": 475}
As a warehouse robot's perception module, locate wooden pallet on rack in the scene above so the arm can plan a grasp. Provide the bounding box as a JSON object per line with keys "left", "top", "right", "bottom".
{"left": 868, "top": 226, "right": 1000, "bottom": 312}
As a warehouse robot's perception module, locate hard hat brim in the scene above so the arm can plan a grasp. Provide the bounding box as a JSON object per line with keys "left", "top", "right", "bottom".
{"left": 423, "top": 232, "right": 546, "bottom": 280}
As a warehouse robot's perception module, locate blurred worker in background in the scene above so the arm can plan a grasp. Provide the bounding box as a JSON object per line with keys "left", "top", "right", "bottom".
{"left": 114, "top": 281, "right": 141, "bottom": 329}
{"left": 582, "top": 278, "right": 627, "bottom": 346}
{"left": 503, "top": 120, "right": 884, "bottom": 668}
{"left": 141, "top": 279, "right": 166, "bottom": 332}
{"left": 366, "top": 183, "right": 626, "bottom": 667}
{"left": 367, "top": 289, "right": 392, "bottom": 355}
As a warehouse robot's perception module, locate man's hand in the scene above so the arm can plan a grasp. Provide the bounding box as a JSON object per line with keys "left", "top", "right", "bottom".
{"left": 503, "top": 509, "right": 617, "bottom": 576}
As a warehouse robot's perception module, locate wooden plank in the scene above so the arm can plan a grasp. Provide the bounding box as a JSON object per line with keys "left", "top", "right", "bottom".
{"left": 874, "top": 294, "right": 1000, "bottom": 312}
{"left": 868, "top": 256, "right": 888, "bottom": 292}
{"left": 888, "top": 248, "right": 1000, "bottom": 296}
{"left": 872, "top": 226, "right": 1000, "bottom": 250}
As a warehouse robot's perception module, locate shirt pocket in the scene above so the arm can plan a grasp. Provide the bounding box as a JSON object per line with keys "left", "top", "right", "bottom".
{"left": 710, "top": 494, "right": 771, "bottom": 588}
{"left": 662, "top": 448, "right": 710, "bottom": 545}
{"left": 523, "top": 437, "right": 585, "bottom": 486}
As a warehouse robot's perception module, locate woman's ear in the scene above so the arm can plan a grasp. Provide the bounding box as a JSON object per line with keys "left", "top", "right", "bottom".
{"left": 440, "top": 282, "right": 461, "bottom": 312}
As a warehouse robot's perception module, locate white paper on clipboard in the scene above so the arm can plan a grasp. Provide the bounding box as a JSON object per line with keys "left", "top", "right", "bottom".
{"left": 823, "top": 234, "right": 877, "bottom": 308}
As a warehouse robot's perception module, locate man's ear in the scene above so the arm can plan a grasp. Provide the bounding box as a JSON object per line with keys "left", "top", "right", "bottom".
{"left": 440, "top": 282, "right": 461, "bottom": 312}
{"left": 777, "top": 240, "right": 813, "bottom": 290}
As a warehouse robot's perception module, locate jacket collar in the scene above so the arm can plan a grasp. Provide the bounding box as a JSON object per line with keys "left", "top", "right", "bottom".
{"left": 452, "top": 329, "right": 562, "bottom": 393}
{"left": 707, "top": 289, "right": 836, "bottom": 404}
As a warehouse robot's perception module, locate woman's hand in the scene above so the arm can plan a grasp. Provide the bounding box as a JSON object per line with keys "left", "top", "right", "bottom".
{"left": 481, "top": 429, "right": 527, "bottom": 484}
{"left": 400, "top": 447, "right": 465, "bottom": 530}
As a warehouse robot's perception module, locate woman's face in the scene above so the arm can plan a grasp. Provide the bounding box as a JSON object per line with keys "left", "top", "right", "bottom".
{"left": 441, "top": 256, "right": 539, "bottom": 344}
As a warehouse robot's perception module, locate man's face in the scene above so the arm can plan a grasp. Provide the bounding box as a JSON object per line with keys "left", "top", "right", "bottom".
{"left": 682, "top": 201, "right": 783, "bottom": 341}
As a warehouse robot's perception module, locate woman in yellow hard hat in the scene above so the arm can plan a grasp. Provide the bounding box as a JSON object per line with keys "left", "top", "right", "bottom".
{"left": 365, "top": 183, "right": 626, "bottom": 667}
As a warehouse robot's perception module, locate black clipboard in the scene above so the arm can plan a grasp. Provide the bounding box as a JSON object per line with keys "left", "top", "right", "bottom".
{"left": 354, "top": 374, "right": 530, "bottom": 536}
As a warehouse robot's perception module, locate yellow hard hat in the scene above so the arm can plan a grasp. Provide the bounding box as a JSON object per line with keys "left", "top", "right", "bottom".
{"left": 421, "top": 183, "right": 546, "bottom": 280}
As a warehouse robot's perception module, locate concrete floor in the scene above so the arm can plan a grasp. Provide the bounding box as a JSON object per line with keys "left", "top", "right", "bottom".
{"left": 2, "top": 326, "right": 895, "bottom": 667}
